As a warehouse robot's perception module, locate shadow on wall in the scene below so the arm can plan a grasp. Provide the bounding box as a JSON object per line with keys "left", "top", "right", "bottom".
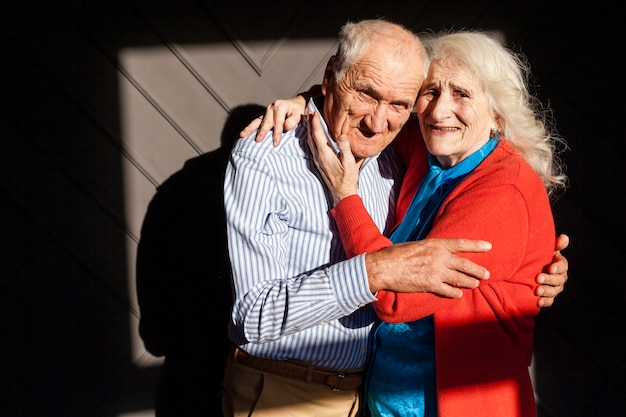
{"left": 135, "top": 104, "right": 266, "bottom": 417}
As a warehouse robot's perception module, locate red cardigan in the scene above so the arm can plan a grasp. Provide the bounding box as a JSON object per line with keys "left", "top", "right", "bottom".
{"left": 332, "top": 116, "right": 555, "bottom": 417}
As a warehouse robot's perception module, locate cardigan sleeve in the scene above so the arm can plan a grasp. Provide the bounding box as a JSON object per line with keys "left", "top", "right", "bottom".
{"left": 331, "top": 115, "right": 422, "bottom": 257}
{"left": 373, "top": 174, "right": 552, "bottom": 323}
{"left": 331, "top": 195, "right": 393, "bottom": 257}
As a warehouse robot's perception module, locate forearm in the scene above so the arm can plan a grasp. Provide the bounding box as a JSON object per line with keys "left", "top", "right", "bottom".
{"left": 331, "top": 195, "right": 393, "bottom": 257}
{"left": 374, "top": 183, "right": 549, "bottom": 322}
{"left": 230, "top": 250, "right": 376, "bottom": 343}
{"left": 333, "top": 194, "right": 491, "bottom": 299}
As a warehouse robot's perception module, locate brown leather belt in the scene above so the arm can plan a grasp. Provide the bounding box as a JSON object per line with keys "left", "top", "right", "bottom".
{"left": 230, "top": 344, "right": 364, "bottom": 391}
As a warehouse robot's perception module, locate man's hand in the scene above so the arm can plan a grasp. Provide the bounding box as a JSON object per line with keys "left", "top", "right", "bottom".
{"left": 365, "top": 238, "right": 492, "bottom": 298}
{"left": 536, "top": 234, "right": 570, "bottom": 307}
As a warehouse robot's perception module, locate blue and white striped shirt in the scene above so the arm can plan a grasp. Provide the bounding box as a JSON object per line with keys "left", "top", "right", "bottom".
{"left": 224, "top": 98, "right": 405, "bottom": 369}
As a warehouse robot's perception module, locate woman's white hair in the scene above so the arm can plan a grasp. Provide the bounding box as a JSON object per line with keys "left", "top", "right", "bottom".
{"left": 423, "top": 30, "right": 568, "bottom": 197}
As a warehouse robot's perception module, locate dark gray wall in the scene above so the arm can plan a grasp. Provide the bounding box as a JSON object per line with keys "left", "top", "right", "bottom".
{"left": 2, "top": 1, "right": 624, "bottom": 416}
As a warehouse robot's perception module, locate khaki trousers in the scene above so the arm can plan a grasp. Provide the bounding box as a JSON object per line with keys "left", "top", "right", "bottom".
{"left": 221, "top": 353, "right": 362, "bottom": 417}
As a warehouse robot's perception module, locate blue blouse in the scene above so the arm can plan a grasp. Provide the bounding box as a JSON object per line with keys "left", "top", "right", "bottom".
{"left": 367, "top": 137, "right": 500, "bottom": 417}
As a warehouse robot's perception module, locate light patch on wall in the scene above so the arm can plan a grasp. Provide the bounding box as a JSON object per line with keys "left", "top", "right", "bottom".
{"left": 118, "top": 38, "right": 337, "bottom": 371}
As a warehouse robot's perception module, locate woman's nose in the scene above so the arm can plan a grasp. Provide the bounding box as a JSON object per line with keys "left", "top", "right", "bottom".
{"left": 429, "top": 96, "right": 452, "bottom": 119}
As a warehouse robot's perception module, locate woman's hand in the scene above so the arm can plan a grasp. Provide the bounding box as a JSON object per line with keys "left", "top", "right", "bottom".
{"left": 306, "top": 111, "right": 359, "bottom": 205}
{"left": 239, "top": 96, "right": 308, "bottom": 146}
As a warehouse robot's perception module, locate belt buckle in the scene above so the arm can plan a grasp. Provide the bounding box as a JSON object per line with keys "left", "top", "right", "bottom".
{"left": 332, "top": 372, "right": 345, "bottom": 391}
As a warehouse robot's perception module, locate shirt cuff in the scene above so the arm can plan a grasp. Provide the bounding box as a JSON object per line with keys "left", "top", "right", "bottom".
{"left": 327, "top": 254, "right": 378, "bottom": 314}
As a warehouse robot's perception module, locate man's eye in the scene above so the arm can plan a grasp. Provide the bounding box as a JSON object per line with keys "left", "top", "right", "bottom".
{"left": 389, "top": 103, "right": 409, "bottom": 112}
{"left": 357, "top": 91, "right": 377, "bottom": 104}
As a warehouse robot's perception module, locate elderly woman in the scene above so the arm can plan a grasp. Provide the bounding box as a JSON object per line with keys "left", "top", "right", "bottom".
{"left": 303, "top": 31, "right": 568, "bottom": 417}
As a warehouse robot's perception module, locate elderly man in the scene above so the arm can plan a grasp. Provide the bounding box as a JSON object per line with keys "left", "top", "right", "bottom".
{"left": 222, "top": 19, "right": 568, "bottom": 417}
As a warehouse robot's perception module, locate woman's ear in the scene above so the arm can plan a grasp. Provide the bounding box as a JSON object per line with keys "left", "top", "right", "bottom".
{"left": 490, "top": 127, "right": 502, "bottom": 138}
{"left": 491, "top": 113, "right": 503, "bottom": 136}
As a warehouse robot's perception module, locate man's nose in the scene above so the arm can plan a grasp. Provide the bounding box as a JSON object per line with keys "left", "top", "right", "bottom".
{"left": 366, "top": 103, "right": 389, "bottom": 133}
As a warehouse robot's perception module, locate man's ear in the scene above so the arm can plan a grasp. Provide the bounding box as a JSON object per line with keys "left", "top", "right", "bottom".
{"left": 321, "top": 55, "right": 337, "bottom": 94}
{"left": 325, "top": 55, "right": 337, "bottom": 74}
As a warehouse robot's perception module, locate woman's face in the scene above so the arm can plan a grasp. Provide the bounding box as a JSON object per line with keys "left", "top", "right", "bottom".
{"left": 416, "top": 60, "right": 498, "bottom": 168}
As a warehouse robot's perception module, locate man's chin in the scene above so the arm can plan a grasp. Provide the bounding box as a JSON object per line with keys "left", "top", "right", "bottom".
{"left": 351, "top": 143, "right": 390, "bottom": 159}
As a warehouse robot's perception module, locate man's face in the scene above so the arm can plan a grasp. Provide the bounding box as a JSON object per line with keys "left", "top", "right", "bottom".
{"left": 322, "top": 45, "right": 423, "bottom": 161}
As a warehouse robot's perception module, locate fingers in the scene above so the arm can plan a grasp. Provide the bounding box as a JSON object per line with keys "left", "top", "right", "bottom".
{"left": 536, "top": 270, "right": 566, "bottom": 307}
{"left": 449, "top": 255, "right": 490, "bottom": 281}
{"left": 305, "top": 113, "right": 320, "bottom": 160}
{"left": 423, "top": 238, "right": 492, "bottom": 281}
{"left": 306, "top": 112, "right": 333, "bottom": 179}
{"left": 439, "top": 238, "right": 492, "bottom": 280}
{"left": 535, "top": 273, "right": 567, "bottom": 308}
{"left": 430, "top": 238, "right": 492, "bottom": 283}
{"left": 282, "top": 111, "right": 303, "bottom": 136}
{"left": 548, "top": 234, "right": 569, "bottom": 275}
{"left": 535, "top": 280, "right": 564, "bottom": 307}
{"left": 440, "top": 237, "right": 493, "bottom": 254}
{"left": 554, "top": 233, "right": 570, "bottom": 252}
{"left": 272, "top": 103, "right": 286, "bottom": 146}
{"left": 537, "top": 268, "right": 567, "bottom": 286}
{"left": 305, "top": 113, "right": 360, "bottom": 204}
{"left": 240, "top": 116, "right": 262, "bottom": 138}
{"left": 308, "top": 112, "right": 338, "bottom": 160}
{"left": 535, "top": 280, "right": 563, "bottom": 297}
{"left": 272, "top": 97, "right": 308, "bottom": 145}
{"left": 547, "top": 252, "right": 568, "bottom": 275}
{"left": 244, "top": 97, "right": 309, "bottom": 144}
{"left": 537, "top": 297, "right": 554, "bottom": 308}
{"left": 432, "top": 284, "right": 464, "bottom": 299}
{"left": 335, "top": 134, "right": 353, "bottom": 160}
{"left": 256, "top": 105, "right": 277, "bottom": 143}
{"left": 307, "top": 112, "right": 325, "bottom": 157}
{"left": 535, "top": 236, "right": 569, "bottom": 308}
